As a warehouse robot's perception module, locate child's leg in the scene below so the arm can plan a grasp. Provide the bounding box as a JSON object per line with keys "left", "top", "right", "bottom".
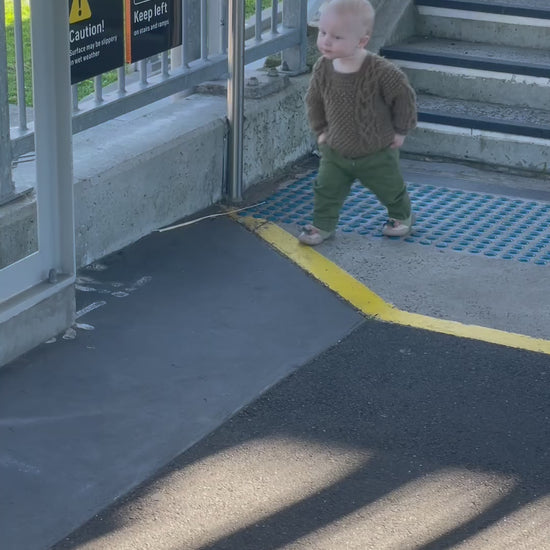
{"left": 356, "top": 147, "right": 411, "bottom": 222}
{"left": 313, "top": 145, "right": 355, "bottom": 233}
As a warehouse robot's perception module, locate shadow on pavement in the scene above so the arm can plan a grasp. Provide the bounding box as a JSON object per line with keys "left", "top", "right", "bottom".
{"left": 55, "top": 320, "right": 550, "bottom": 549}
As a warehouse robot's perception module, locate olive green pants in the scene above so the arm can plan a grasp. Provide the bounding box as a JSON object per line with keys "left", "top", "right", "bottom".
{"left": 313, "top": 144, "right": 411, "bottom": 233}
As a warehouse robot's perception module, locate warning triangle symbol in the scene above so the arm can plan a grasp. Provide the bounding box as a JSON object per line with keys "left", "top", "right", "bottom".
{"left": 69, "top": 0, "right": 92, "bottom": 24}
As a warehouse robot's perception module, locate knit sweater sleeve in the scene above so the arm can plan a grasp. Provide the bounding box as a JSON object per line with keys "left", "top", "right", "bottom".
{"left": 378, "top": 60, "right": 417, "bottom": 135}
{"left": 305, "top": 59, "right": 327, "bottom": 135}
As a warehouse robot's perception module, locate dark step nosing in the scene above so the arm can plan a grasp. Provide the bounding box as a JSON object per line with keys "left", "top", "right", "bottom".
{"left": 415, "top": 0, "right": 550, "bottom": 20}
{"left": 381, "top": 48, "right": 550, "bottom": 78}
{"left": 418, "top": 110, "right": 550, "bottom": 139}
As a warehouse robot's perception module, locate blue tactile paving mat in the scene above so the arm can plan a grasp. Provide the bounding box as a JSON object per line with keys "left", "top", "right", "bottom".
{"left": 242, "top": 171, "right": 550, "bottom": 266}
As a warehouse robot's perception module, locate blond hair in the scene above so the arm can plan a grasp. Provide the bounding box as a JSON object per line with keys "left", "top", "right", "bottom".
{"left": 319, "top": 0, "right": 375, "bottom": 36}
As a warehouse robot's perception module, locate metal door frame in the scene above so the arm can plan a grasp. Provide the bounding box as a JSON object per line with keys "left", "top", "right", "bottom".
{"left": 0, "top": 0, "right": 75, "bottom": 323}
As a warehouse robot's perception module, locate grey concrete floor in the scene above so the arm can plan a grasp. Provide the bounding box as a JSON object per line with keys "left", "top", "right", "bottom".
{"left": 0, "top": 217, "right": 361, "bottom": 550}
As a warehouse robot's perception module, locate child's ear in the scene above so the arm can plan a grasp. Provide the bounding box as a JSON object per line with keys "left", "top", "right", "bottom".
{"left": 359, "top": 34, "right": 370, "bottom": 48}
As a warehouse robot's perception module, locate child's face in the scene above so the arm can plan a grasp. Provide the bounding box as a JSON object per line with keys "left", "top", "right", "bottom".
{"left": 317, "top": 10, "right": 368, "bottom": 61}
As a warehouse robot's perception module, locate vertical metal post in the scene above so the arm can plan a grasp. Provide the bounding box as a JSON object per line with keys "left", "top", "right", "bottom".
{"left": 30, "top": 0, "right": 75, "bottom": 277}
{"left": 72, "top": 85, "right": 79, "bottom": 112}
{"left": 227, "top": 0, "right": 244, "bottom": 202}
{"left": 94, "top": 75, "right": 103, "bottom": 103}
{"left": 255, "top": 0, "right": 262, "bottom": 41}
{"left": 282, "top": 0, "right": 307, "bottom": 73}
{"left": 0, "top": 0, "right": 14, "bottom": 203}
{"left": 221, "top": 0, "right": 228, "bottom": 54}
{"left": 161, "top": 51, "right": 169, "bottom": 78}
{"left": 272, "top": 0, "right": 279, "bottom": 34}
{"left": 207, "top": 0, "right": 223, "bottom": 56}
{"left": 139, "top": 59, "right": 148, "bottom": 86}
{"left": 184, "top": 0, "right": 201, "bottom": 64}
{"left": 201, "top": 0, "right": 208, "bottom": 60}
{"left": 118, "top": 66, "right": 126, "bottom": 94}
{"left": 14, "top": 0, "right": 27, "bottom": 131}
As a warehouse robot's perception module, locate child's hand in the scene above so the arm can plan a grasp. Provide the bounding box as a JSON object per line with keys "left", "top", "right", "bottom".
{"left": 391, "top": 134, "right": 406, "bottom": 149}
{"left": 318, "top": 132, "right": 327, "bottom": 144}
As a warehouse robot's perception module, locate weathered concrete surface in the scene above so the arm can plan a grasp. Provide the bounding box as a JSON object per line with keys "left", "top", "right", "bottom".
{"left": 316, "top": 232, "right": 550, "bottom": 339}
{"left": 0, "top": 283, "right": 74, "bottom": 367}
{"left": 401, "top": 65, "right": 550, "bottom": 110}
{"left": 0, "top": 192, "right": 37, "bottom": 269}
{"left": 416, "top": 12, "right": 550, "bottom": 50}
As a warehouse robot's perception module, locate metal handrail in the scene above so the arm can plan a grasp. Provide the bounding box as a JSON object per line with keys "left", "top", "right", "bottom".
{"left": 1, "top": 0, "right": 308, "bottom": 203}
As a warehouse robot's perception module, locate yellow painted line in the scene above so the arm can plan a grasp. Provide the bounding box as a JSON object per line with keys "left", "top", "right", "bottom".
{"left": 236, "top": 216, "right": 550, "bottom": 356}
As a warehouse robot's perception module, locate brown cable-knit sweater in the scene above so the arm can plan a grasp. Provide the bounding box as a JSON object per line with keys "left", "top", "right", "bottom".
{"left": 306, "top": 54, "right": 417, "bottom": 158}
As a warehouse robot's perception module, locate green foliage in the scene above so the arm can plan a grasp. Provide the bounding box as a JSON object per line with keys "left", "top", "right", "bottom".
{"left": 4, "top": 0, "right": 117, "bottom": 106}
{"left": 5, "top": 0, "right": 32, "bottom": 105}
{"left": 245, "top": 0, "right": 273, "bottom": 18}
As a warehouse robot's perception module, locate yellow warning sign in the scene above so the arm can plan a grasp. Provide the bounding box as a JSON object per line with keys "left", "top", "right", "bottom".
{"left": 69, "top": 0, "right": 92, "bottom": 24}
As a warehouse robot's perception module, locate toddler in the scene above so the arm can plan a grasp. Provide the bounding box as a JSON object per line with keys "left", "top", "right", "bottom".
{"left": 299, "top": 0, "right": 417, "bottom": 245}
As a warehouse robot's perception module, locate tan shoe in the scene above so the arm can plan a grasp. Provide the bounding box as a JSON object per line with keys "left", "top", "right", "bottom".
{"left": 382, "top": 214, "right": 415, "bottom": 237}
{"left": 298, "top": 224, "right": 334, "bottom": 246}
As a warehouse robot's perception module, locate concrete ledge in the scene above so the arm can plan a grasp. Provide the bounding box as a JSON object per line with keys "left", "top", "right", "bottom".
{"left": 196, "top": 69, "right": 291, "bottom": 99}
{"left": 0, "top": 191, "right": 37, "bottom": 269}
{"left": 12, "top": 74, "right": 312, "bottom": 269}
{"left": 0, "top": 283, "right": 75, "bottom": 367}
{"left": 71, "top": 95, "right": 227, "bottom": 267}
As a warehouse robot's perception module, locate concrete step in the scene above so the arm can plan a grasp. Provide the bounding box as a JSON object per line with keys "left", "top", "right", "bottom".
{"left": 415, "top": 0, "right": 550, "bottom": 49}
{"left": 395, "top": 60, "right": 549, "bottom": 111}
{"left": 382, "top": 37, "right": 550, "bottom": 109}
{"left": 382, "top": 3, "right": 550, "bottom": 174}
{"left": 417, "top": 94, "right": 550, "bottom": 139}
{"left": 404, "top": 123, "right": 550, "bottom": 173}
{"left": 403, "top": 95, "right": 550, "bottom": 172}
{"left": 415, "top": 0, "right": 550, "bottom": 20}
{"left": 381, "top": 38, "right": 550, "bottom": 79}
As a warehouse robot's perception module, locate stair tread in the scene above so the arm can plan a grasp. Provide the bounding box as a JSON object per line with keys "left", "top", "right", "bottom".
{"left": 382, "top": 38, "right": 550, "bottom": 76}
{"left": 415, "top": 0, "right": 550, "bottom": 18}
{"left": 417, "top": 94, "right": 550, "bottom": 136}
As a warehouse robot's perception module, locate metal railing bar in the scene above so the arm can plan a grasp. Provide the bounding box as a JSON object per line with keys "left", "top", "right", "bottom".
{"left": 255, "top": 0, "right": 262, "bottom": 42}
{"left": 221, "top": 0, "right": 228, "bottom": 54}
{"left": 139, "top": 59, "right": 148, "bottom": 86}
{"left": 9, "top": 24, "right": 300, "bottom": 159}
{"left": 0, "top": 0, "right": 14, "bottom": 201}
{"left": 71, "top": 85, "right": 79, "bottom": 112}
{"left": 201, "top": 0, "right": 208, "bottom": 60}
{"left": 162, "top": 51, "right": 169, "bottom": 78}
{"left": 272, "top": 0, "right": 279, "bottom": 34}
{"left": 13, "top": 0, "right": 27, "bottom": 131}
{"left": 181, "top": 0, "right": 189, "bottom": 68}
{"left": 118, "top": 67, "right": 126, "bottom": 94}
{"left": 94, "top": 75, "right": 103, "bottom": 103}
{"left": 227, "top": 0, "right": 245, "bottom": 201}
